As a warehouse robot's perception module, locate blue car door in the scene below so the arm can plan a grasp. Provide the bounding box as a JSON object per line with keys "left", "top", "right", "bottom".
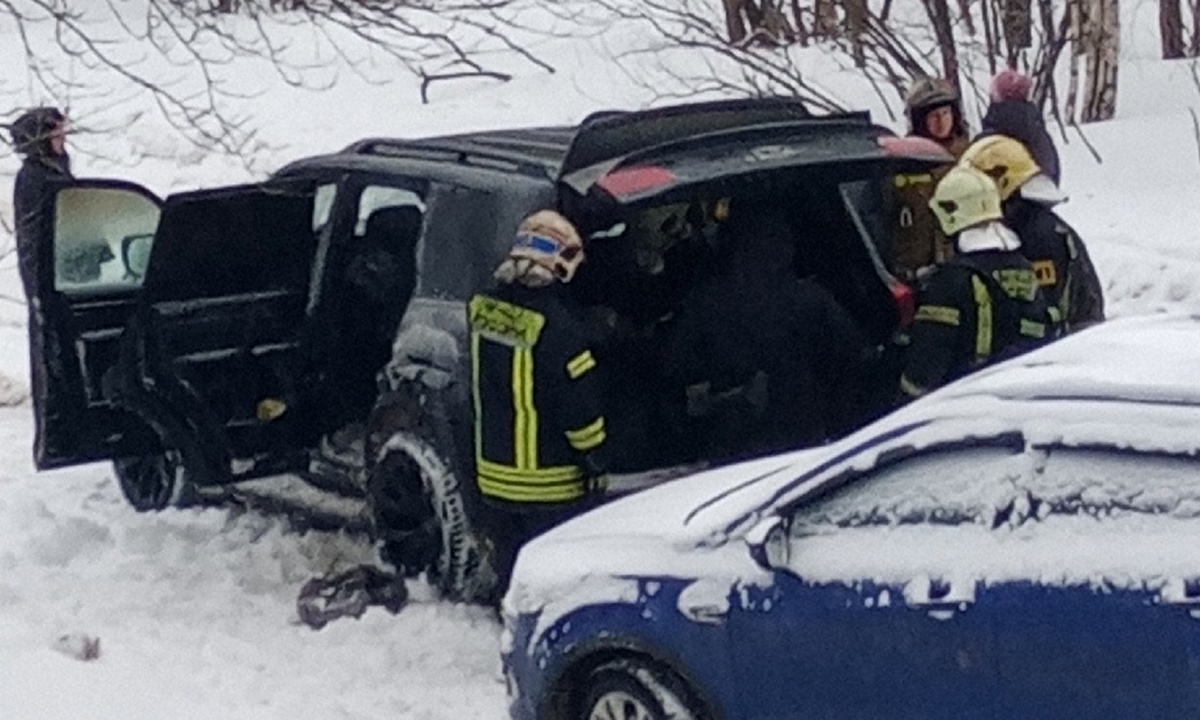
{"left": 985, "top": 445, "right": 1199, "bottom": 718}
{"left": 727, "top": 439, "right": 1031, "bottom": 720}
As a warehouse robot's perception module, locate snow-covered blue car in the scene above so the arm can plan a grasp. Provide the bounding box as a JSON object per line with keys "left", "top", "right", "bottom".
{"left": 502, "top": 313, "right": 1200, "bottom": 720}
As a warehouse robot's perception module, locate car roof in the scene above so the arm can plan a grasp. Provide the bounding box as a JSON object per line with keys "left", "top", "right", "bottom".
{"left": 544, "top": 313, "right": 1200, "bottom": 549}
{"left": 273, "top": 125, "right": 577, "bottom": 186}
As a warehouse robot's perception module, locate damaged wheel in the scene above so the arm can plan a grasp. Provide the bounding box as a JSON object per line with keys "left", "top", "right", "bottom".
{"left": 368, "top": 432, "right": 492, "bottom": 603}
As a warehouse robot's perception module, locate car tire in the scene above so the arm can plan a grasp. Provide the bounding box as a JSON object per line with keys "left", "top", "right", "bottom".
{"left": 368, "top": 432, "right": 492, "bottom": 603}
{"left": 579, "top": 658, "right": 704, "bottom": 720}
{"left": 113, "top": 448, "right": 192, "bottom": 512}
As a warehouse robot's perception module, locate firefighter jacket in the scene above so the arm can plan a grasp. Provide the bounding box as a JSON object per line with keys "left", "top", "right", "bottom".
{"left": 890, "top": 133, "right": 970, "bottom": 279}
{"left": 900, "top": 227, "right": 1060, "bottom": 398}
{"left": 468, "top": 283, "right": 608, "bottom": 504}
{"left": 1004, "top": 198, "right": 1106, "bottom": 332}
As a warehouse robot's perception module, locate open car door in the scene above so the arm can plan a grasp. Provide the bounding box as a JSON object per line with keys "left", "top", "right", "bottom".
{"left": 123, "top": 177, "right": 335, "bottom": 484}
{"left": 30, "top": 179, "right": 163, "bottom": 469}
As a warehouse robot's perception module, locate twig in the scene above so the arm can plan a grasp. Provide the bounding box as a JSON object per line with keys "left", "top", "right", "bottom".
{"left": 1190, "top": 107, "right": 1200, "bottom": 167}
{"left": 419, "top": 69, "right": 513, "bottom": 104}
{"left": 1069, "top": 119, "right": 1102, "bottom": 163}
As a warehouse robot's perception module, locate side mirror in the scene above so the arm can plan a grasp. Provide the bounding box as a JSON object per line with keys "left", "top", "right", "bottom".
{"left": 121, "top": 233, "right": 153, "bottom": 281}
{"left": 745, "top": 514, "right": 790, "bottom": 571}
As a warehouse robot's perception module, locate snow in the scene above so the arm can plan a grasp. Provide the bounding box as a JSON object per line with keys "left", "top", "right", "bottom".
{"left": 2, "top": 1, "right": 1200, "bottom": 717}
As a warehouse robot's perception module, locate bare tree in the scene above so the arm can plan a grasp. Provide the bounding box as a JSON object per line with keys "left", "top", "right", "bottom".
{"left": 0, "top": 0, "right": 553, "bottom": 161}
{"left": 1161, "top": 0, "right": 1186, "bottom": 59}
{"left": 1080, "top": 0, "right": 1119, "bottom": 121}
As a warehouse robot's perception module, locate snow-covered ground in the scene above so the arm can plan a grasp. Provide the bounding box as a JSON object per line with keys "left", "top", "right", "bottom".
{"left": 3, "top": 3, "right": 1200, "bottom": 718}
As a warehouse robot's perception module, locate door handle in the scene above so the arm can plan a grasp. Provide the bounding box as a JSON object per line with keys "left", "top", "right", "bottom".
{"left": 1160, "top": 579, "right": 1200, "bottom": 618}
{"left": 904, "top": 575, "right": 975, "bottom": 620}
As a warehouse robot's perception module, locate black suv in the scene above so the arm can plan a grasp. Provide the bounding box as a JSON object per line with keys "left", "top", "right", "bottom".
{"left": 27, "top": 98, "right": 950, "bottom": 601}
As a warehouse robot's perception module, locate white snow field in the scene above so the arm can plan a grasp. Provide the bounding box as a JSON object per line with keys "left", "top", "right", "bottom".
{"left": 3, "top": 2, "right": 1200, "bottom": 718}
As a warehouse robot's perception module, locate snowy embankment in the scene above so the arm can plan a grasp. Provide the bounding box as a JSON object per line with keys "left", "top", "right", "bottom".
{"left": 1, "top": 3, "right": 1200, "bottom": 718}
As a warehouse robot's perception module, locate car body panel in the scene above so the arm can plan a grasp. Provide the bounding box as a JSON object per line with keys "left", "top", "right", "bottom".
{"left": 504, "top": 313, "right": 1200, "bottom": 720}
{"left": 30, "top": 180, "right": 163, "bottom": 469}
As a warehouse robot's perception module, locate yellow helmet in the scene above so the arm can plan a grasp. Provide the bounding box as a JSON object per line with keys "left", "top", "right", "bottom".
{"left": 959, "top": 135, "right": 1041, "bottom": 201}
{"left": 505, "top": 210, "right": 585, "bottom": 285}
{"left": 929, "top": 164, "right": 1004, "bottom": 235}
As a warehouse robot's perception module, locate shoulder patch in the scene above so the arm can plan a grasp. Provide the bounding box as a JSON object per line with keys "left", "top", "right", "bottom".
{"left": 468, "top": 295, "right": 546, "bottom": 347}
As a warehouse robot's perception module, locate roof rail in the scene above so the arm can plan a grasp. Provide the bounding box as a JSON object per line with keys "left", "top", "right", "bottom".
{"left": 344, "top": 137, "right": 560, "bottom": 179}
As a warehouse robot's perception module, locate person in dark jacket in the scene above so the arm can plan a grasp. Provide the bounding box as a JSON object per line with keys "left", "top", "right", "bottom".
{"left": 661, "top": 197, "right": 873, "bottom": 460}
{"left": 10, "top": 106, "right": 75, "bottom": 466}
{"left": 11, "top": 106, "right": 72, "bottom": 299}
{"left": 892, "top": 76, "right": 972, "bottom": 280}
{"left": 901, "top": 165, "right": 1060, "bottom": 400}
{"left": 960, "top": 135, "right": 1105, "bottom": 332}
{"left": 978, "top": 69, "right": 1061, "bottom": 185}
{"left": 469, "top": 209, "right": 609, "bottom": 597}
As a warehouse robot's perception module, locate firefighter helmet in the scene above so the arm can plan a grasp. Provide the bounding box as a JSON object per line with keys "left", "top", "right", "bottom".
{"left": 9, "top": 106, "right": 65, "bottom": 156}
{"left": 929, "top": 164, "right": 1004, "bottom": 235}
{"left": 905, "top": 77, "right": 958, "bottom": 113}
{"left": 959, "top": 135, "right": 1042, "bottom": 202}
{"left": 501, "top": 210, "right": 585, "bottom": 286}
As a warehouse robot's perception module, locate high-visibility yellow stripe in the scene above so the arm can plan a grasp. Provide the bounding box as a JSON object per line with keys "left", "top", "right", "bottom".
{"left": 1020, "top": 319, "right": 1046, "bottom": 339}
{"left": 566, "top": 417, "right": 604, "bottom": 442}
{"left": 511, "top": 347, "right": 525, "bottom": 468}
{"left": 972, "top": 275, "right": 992, "bottom": 360}
{"left": 566, "top": 350, "right": 596, "bottom": 379}
{"left": 511, "top": 347, "right": 537, "bottom": 469}
{"left": 915, "top": 305, "right": 961, "bottom": 327}
{"left": 478, "top": 468, "right": 582, "bottom": 487}
{"left": 477, "top": 458, "right": 581, "bottom": 483}
{"left": 478, "top": 476, "right": 585, "bottom": 503}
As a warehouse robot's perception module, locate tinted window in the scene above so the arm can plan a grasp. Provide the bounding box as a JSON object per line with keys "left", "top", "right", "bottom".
{"left": 144, "top": 182, "right": 318, "bottom": 301}
{"left": 53, "top": 187, "right": 160, "bottom": 293}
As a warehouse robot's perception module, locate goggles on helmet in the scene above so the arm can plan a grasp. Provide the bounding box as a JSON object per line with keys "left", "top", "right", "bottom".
{"left": 513, "top": 231, "right": 562, "bottom": 255}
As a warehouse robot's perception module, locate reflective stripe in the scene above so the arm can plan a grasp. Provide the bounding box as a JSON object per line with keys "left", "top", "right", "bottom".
{"left": 511, "top": 347, "right": 538, "bottom": 469}
{"left": 899, "top": 375, "right": 927, "bottom": 398}
{"left": 477, "top": 458, "right": 582, "bottom": 483}
{"left": 972, "top": 275, "right": 992, "bottom": 360}
{"left": 915, "top": 305, "right": 961, "bottom": 327}
{"left": 478, "top": 476, "right": 585, "bottom": 503}
{"left": 566, "top": 416, "right": 606, "bottom": 451}
{"left": 1019, "top": 319, "right": 1046, "bottom": 339}
{"left": 468, "top": 295, "right": 546, "bottom": 347}
{"left": 566, "top": 350, "right": 596, "bottom": 380}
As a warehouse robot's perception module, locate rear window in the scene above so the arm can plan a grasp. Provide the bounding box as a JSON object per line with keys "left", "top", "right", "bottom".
{"left": 143, "top": 182, "right": 321, "bottom": 301}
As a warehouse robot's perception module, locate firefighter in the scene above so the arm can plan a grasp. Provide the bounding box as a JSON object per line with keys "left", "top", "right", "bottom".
{"left": 900, "top": 164, "right": 1060, "bottom": 399}
{"left": 468, "top": 209, "right": 609, "bottom": 597}
{"left": 891, "top": 76, "right": 972, "bottom": 281}
{"left": 960, "top": 135, "right": 1105, "bottom": 332}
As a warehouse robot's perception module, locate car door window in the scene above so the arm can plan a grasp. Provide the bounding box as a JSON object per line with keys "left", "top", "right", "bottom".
{"left": 53, "top": 186, "right": 160, "bottom": 292}
{"left": 791, "top": 445, "right": 1028, "bottom": 534}
{"left": 355, "top": 186, "right": 424, "bottom": 236}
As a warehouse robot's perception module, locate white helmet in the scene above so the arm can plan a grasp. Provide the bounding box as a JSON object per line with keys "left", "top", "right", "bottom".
{"left": 496, "top": 210, "right": 585, "bottom": 287}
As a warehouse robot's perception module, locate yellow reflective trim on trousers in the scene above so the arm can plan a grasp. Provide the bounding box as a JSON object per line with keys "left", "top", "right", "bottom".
{"left": 477, "top": 458, "right": 582, "bottom": 483}
{"left": 567, "top": 350, "right": 596, "bottom": 380}
{"left": 972, "top": 275, "right": 993, "bottom": 360}
{"left": 478, "top": 476, "right": 584, "bottom": 503}
{"left": 915, "top": 305, "right": 961, "bottom": 327}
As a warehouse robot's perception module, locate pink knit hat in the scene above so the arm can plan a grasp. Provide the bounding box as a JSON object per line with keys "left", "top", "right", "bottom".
{"left": 990, "top": 69, "right": 1033, "bottom": 102}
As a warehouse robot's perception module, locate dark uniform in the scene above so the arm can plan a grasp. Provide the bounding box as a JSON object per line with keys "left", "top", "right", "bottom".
{"left": 901, "top": 250, "right": 1059, "bottom": 397}
{"left": 469, "top": 282, "right": 608, "bottom": 593}
{"left": 10, "top": 108, "right": 75, "bottom": 466}
{"left": 1004, "top": 197, "right": 1105, "bottom": 332}
{"left": 661, "top": 199, "right": 872, "bottom": 460}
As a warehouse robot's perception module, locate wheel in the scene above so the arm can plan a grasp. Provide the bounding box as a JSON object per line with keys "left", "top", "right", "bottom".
{"left": 367, "top": 432, "right": 492, "bottom": 603}
{"left": 579, "top": 659, "right": 703, "bottom": 720}
{"left": 113, "top": 448, "right": 190, "bottom": 512}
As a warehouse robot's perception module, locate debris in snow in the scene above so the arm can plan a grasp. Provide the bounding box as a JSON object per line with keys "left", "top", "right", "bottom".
{"left": 296, "top": 564, "right": 409, "bottom": 630}
{"left": 53, "top": 633, "right": 101, "bottom": 662}
{"left": 0, "top": 372, "right": 28, "bottom": 407}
